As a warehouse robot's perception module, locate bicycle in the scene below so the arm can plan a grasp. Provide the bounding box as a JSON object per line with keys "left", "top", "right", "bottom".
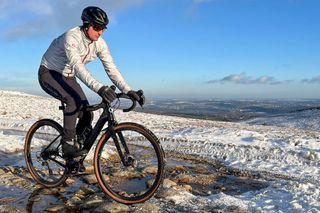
{"left": 24, "top": 90, "right": 165, "bottom": 204}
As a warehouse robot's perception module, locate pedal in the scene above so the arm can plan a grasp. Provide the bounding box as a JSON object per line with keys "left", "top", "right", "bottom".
{"left": 66, "top": 159, "right": 80, "bottom": 175}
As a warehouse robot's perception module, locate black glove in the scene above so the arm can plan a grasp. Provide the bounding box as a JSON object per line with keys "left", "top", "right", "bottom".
{"left": 98, "top": 86, "right": 117, "bottom": 103}
{"left": 127, "top": 90, "right": 145, "bottom": 106}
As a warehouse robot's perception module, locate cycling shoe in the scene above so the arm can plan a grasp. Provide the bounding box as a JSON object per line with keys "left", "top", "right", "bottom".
{"left": 62, "top": 140, "right": 87, "bottom": 158}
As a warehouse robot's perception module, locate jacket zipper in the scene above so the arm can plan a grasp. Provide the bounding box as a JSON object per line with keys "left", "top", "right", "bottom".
{"left": 82, "top": 41, "right": 93, "bottom": 63}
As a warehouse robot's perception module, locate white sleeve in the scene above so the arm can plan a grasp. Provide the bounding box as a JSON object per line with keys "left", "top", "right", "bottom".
{"left": 97, "top": 39, "right": 132, "bottom": 93}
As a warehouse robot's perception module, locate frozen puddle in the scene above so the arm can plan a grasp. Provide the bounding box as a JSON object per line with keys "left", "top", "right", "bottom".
{"left": 166, "top": 154, "right": 269, "bottom": 197}
{"left": 0, "top": 127, "right": 270, "bottom": 199}
{"left": 0, "top": 152, "right": 271, "bottom": 213}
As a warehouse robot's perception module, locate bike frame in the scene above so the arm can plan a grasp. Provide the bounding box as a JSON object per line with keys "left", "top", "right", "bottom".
{"left": 43, "top": 94, "right": 137, "bottom": 171}
{"left": 64, "top": 100, "right": 132, "bottom": 169}
{"left": 82, "top": 102, "right": 113, "bottom": 151}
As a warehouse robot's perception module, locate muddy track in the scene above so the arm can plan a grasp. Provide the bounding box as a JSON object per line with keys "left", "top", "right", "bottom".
{"left": 0, "top": 148, "right": 272, "bottom": 213}
{"left": 0, "top": 127, "right": 317, "bottom": 212}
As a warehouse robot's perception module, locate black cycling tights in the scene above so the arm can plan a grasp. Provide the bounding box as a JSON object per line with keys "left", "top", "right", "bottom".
{"left": 38, "top": 65, "right": 93, "bottom": 141}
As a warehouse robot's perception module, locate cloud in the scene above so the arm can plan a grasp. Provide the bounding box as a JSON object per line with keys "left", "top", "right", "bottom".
{"left": 5, "top": 19, "right": 52, "bottom": 41}
{"left": 301, "top": 75, "right": 320, "bottom": 84}
{"left": 0, "top": 0, "right": 53, "bottom": 19}
{"left": 206, "top": 72, "right": 283, "bottom": 85}
{"left": 0, "top": 0, "right": 149, "bottom": 41}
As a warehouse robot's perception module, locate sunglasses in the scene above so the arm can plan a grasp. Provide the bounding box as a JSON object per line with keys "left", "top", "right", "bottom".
{"left": 92, "top": 25, "right": 106, "bottom": 32}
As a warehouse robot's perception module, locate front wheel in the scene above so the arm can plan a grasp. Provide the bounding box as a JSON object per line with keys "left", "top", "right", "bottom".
{"left": 24, "top": 119, "right": 68, "bottom": 187}
{"left": 94, "top": 122, "right": 165, "bottom": 204}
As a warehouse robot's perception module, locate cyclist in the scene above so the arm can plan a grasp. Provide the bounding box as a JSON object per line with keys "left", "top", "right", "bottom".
{"left": 38, "top": 6, "right": 144, "bottom": 159}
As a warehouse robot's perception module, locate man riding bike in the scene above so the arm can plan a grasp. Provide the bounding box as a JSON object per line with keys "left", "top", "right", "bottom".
{"left": 38, "top": 6, "right": 144, "bottom": 161}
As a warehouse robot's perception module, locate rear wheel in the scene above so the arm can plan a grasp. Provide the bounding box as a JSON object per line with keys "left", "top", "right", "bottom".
{"left": 94, "top": 122, "right": 165, "bottom": 204}
{"left": 24, "top": 119, "right": 68, "bottom": 187}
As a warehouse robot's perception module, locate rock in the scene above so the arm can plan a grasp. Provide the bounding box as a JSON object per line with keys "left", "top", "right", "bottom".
{"left": 78, "top": 185, "right": 95, "bottom": 196}
{"left": 85, "top": 166, "right": 95, "bottom": 174}
{"left": 142, "top": 166, "right": 158, "bottom": 175}
{"left": 174, "top": 174, "right": 192, "bottom": 183}
{"left": 0, "top": 204, "right": 26, "bottom": 213}
{"left": 41, "top": 188, "right": 61, "bottom": 195}
{"left": 147, "top": 179, "right": 155, "bottom": 188}
{"left": 0, "top": 168, "right": 5, "bottom": 175}
{"left": 65, "top": 177, "right": 76, "bottom": 185}
{"left": 75, "top": 186, "right": 95, "bottom": 200}
{"left": 81, "top": 194, "right": 104, "bottom": 209}
{"left": 75, "top": 193, "right": 86, "bottom": 200}
{"left": 82, "top": 174, "right": 98, "bottom": 184}
{"left": 112, "top": 170, "right": 141, "bottom": 179}
{"left": 4, "top": 166, "right": 15, "bottom": 173}
{"left": 218, "top": 167, "right": 227, "bottom": 173}
{"left": 134, "top": 202, "right": 161, "bottom": 212}
{"left": 57, "top": 187, "right": 67, "bottom": 193}
{"left": 292, "top": 202, "right": 303, "bottom": 210}
{"left": 11, "top": 178, "right": 29, "bottom": 188}
{"left": 75, "top": 189, "right": 86, "bottom": 197}
{"left": 172, "top": 184, "right": 193, "bottom": 193}
{"left": 175, "top": 173, "right": 220, "bottom": 185}
{"left": 192, "top": 165, "right": 209, "bottom": 174}
{"left": 81, "top": 198, "right": 104, "bottom": 209}
{"left": 162, "top": 178, "right": 177, "bottom": 188}
{"left": 93, "top": 202, "right": 130, "bottom": 213}
{"left": 165, "top": 190, "right": 195, "bottom": 205}
{"left": 181, "top": 184, "right": 192, "bottom": 192}
{"left": 66, "top": 196, "right": 82, "bottom": 208}
{"left": 167, "top": 165, "right": 187, "bottom": 173}
{"left": 45, "top": 205, "right": 65, "bottom": 212}
{"left": 155, "top": 188, "right": 178, "bottom": 199}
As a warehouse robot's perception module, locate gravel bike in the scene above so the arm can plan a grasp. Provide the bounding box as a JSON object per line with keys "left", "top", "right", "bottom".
{"left": 24, "top": 90, "right": 165, "bottom": 204}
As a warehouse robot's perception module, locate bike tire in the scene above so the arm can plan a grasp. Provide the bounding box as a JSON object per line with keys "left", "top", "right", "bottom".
{"left": 94, "top": 122, "right": 165, "bottom": 204}
{"left": 24, "top": 119, "right": 68, "bottom": 187}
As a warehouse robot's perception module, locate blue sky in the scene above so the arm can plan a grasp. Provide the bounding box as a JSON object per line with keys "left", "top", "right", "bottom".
{"left": 1, "top": 0, "right": 320, "bottom": 99}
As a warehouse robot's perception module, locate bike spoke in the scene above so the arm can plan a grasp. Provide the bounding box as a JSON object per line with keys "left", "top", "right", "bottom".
{"left": 25, "top": 119, "right": 68, "bottom": 187}
{"left": 95, "top": 123, "right": 165, "bottom": 204}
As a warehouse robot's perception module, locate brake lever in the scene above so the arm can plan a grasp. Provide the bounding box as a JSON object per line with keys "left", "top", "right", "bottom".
{"left": 137, "top": 90, "right": 145, "bottom": 107}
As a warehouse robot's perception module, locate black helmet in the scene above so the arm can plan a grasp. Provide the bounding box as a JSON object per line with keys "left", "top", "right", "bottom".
{"left": 81, "top": 6, "right": 109, "bottom": 27}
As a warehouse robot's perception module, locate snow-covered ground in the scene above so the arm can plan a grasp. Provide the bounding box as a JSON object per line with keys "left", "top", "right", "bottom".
{"left": 245, "top": 109, "right": 320, "bottom": 132}
{"left": 0, "top": 90, "right": 319, "bottom": 212}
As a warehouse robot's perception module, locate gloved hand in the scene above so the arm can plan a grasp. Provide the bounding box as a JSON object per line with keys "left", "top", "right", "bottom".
{"left": 127, "top": 90, "right": 145, "bottom": 106}
{"left": 98, "top": 86, "right": 117, "bottom": 103}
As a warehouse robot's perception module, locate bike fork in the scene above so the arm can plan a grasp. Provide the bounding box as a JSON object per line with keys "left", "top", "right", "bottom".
{"left": 109, "top": 125, "right": 133, "bottom": 167}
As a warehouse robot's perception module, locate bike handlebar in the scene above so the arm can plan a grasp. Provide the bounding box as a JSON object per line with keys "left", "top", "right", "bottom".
{"left": 117, "top": 93, "right": 137, "bottom": 112}
{"left": 86, "top": 92, "right": 137, "bottom": 113}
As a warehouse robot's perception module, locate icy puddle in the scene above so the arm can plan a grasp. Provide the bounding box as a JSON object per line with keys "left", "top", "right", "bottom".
{"left": 0, "top": 186, "right": 30, "bottom": 208}
{"left": 166, "top": 153, "right": 269, "bottom": 197}
{"left": 0, "top": 149, "right": 270, "bottom": 212}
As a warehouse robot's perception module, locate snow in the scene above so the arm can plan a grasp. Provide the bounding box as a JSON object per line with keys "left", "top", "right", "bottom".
{"left": 245, "top": 109, "right": 320, "bottom": 132}
{"left": 0, "top": 90, "right": 319, "bottom": 212}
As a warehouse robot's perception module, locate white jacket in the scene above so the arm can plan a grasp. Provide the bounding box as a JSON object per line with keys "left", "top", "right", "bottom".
{"left": 41, "top": 27, "right": 131, "bottom": 93}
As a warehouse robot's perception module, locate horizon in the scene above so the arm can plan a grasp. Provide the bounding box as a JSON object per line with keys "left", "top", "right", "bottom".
{"left": 3, "top": 89, "right": 320, "bottom": 103}
{"left": 1, "top": 0, "right": 320, "bottom": 99}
